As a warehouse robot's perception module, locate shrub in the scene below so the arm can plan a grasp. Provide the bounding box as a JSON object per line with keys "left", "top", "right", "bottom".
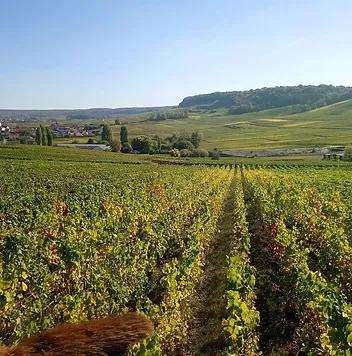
{"left": 209, "top": 148, "right": 221, "bottom": 160}
{"left": 161, "top": 143, "right": 171, "bottom": 151}
{"left": 170, "top": 148, "right": 180, "bottom": 157}
{"left": 110, "top": 140, "right": 120, "bottom": 152}
{"left": 343, "top": 145, "right": 352, "bottom": 161}
{"left": 180, "top": 149, "right": 192, "bottom": 157}
{"left": 121, "top": 142, "right": 133, "bottom": 153}
{"left": 173, "top": 140, "right": 194, "bottom": 150}
{"left": 131, "top": 136, "right": 158, "bottom": 154}
{"left": 191, "top": 149, "right": 209, "bottom": 157}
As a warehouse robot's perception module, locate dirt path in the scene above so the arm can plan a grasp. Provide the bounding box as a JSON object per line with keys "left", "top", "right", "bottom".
{"left": 179, "top": 177, "right": 236, "bottom": 356}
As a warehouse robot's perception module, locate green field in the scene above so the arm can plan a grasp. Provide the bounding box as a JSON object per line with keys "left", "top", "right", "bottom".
{"left": 13, "top": 99, "right": 352, "bottom": 154}
{"left": 1, "top": 144, "right": 352, "bottom": 168}
{"left": 1, "top": 144, "right": 352, "bottom": 169}
{"left": 0, "top": 144, "right": 150, "bottom": 164}
{"left": 112, "top": 100, "right": 352, "bottom": 150}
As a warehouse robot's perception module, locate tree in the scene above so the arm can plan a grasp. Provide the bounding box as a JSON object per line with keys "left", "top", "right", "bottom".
{"left": 101, "top": 124, "right": 113, "bottom": 143}
{"left": 131, "top": 136, "right": 158, "bottom": 154}
{"left": 41, "top": 125, "right": 47, "bottom": 146}
{"left": 46, "top": 127, "right": 53, "bottom": 146}
{"left": 148, "top": 110, "right": 188, "bottom": 121}
{"left": 173, "top": 140, "right": 194, "bottom": 150}
{"left": 120, "top": 126, "right": 128, "bottom": 145}
{"left": 152, "top": 135, "right": 162, "bottom": 152}
{"left": 179, "top": 85, "right": 352, "bottom": 113}
{"left": 20, "top": 132, "right": 30, "bottom": 144}
{"left": 35, "top": 127, "right": 42, "bottom": 145}
{"left": 191, "top": 149, "right": 209, "bottom": 157}
{"left": 190, "top": 131, "right": 202, "bottom": 148}
{"left": 209, "top": 148, "right": 221, "bottom": 160}
{"left": 110, "top": 139, "right": 120, "bottom": 152}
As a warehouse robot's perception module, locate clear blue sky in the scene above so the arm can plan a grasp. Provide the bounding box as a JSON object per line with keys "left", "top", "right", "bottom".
{"left": 1, "top": 0, "right": 351, "bottom": 109}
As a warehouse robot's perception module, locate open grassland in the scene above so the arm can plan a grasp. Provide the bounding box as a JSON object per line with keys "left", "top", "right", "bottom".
{"left": 112, "top": 100, "right": 352, "bottom": 150}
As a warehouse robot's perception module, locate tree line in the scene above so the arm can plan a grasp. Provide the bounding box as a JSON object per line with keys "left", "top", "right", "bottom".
{"left": 99, "top": 123, "right": 213, "bottom": 157}
{"left": 35, "top": 125, "right": 53, "bottom": 146}
{"left": 148, "top": 110, "right": 188, "bottom": 121}
{"left": 179, "top": 85, "right": 352, "bottom": 114}
{"left": 119, "top": 127, "right": 220, "bottom": 157}
{"left": 33, "top": 122, "right": 214, "bottom": 158}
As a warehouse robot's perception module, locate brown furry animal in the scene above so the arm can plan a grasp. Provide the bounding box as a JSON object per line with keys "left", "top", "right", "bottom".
{"left": 0, "top": 312, "right": 153, "bottom": 356}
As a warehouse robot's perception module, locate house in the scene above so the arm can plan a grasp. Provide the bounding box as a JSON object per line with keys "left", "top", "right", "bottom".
{"left": 50, "top": 123, "right": 101, "bottom": 138}
{"left": 51, "top": 126, "right": 71, "bottom": 138}
{"left": 0, "top": 123, "right": 11, "bottom": 140}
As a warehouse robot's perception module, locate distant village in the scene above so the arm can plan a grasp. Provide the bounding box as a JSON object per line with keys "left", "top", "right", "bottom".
{"left": 0, "top": 122, "right": 102, "bottom": 143}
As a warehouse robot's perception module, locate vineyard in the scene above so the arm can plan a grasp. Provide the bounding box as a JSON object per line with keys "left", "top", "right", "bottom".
{"left": 1, "top": 155, "right": 352, "bottom": 354}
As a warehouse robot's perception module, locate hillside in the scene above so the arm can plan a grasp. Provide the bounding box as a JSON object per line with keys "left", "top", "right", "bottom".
{"left": 179, "top": 85, "right": 352, "bottom": 114}
{"left": 121, "top": 99, "right": 352, "bottom": 150}
{"left": 0, "top": 106, "right": 172, "bottom": 122}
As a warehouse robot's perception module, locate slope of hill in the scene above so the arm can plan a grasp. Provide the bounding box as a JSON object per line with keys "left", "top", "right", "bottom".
{"left": 121, "top": 100, "right": 352, "bottom": 150}
{"left": 0, "top": 106, "right": 172, "bottom": 122}
{"left": 179, "top": 85, "right": 352, "bottom": 114}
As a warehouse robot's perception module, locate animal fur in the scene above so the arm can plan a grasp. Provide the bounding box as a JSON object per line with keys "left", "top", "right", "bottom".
{"left": 0, "top": 312, "right": 153, "bottom": 356}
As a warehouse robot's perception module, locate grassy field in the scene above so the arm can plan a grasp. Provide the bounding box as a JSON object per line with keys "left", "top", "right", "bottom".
{"left": 13, "top": 100, "right": 352, "bottom": 152}
{"left": 1, "top": 144, "right": 352, "bottom": 168}
{"left": 109, "top": 100, "right": 352, "bottom": 150}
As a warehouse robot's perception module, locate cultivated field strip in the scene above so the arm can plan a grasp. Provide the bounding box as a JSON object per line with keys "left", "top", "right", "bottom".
{"left": 2, "top": 161, "right": 352, "bottom": 354}
{"left": 0, "top": 160, "right": 232, "bottom": 353}
{"left": 244, "top": 168, "right": 352, "bottom": 354}
{"left": 222, "top": 171, "right": 260, "bottom": 355}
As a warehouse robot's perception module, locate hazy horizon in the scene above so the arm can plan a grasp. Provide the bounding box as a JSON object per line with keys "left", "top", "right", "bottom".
{"left": 0, "top": 83, "right": 351, "bottom": 111}
{"left": 1, "top": 0, "right": 351, "bottom": 110}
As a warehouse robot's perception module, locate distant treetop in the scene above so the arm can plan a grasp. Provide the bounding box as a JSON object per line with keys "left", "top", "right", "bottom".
{"left": 179, "top": 85, "right": 352, "bottom": 114}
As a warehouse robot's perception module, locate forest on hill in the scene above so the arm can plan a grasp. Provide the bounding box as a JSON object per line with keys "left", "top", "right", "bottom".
{"left": 179, "top": 85, "right": 352, "bottom": 114}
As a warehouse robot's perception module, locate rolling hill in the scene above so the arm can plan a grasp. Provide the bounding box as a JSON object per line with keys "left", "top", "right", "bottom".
{"left": 179, "top": 85, "right": 352, "bottom": 114}
{"left": 120, "top": 99, "right": 352, "bottom": 150}
{"left": 0, "top": 106, "right": 172, "bottom": 122}
{"left": 3, "top": 85, "right": 352, "bottom": 151}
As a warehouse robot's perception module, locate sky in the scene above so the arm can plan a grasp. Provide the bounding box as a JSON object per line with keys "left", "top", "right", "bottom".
{"left": 0, "top": 0, "right": 351, "bottom": 109}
